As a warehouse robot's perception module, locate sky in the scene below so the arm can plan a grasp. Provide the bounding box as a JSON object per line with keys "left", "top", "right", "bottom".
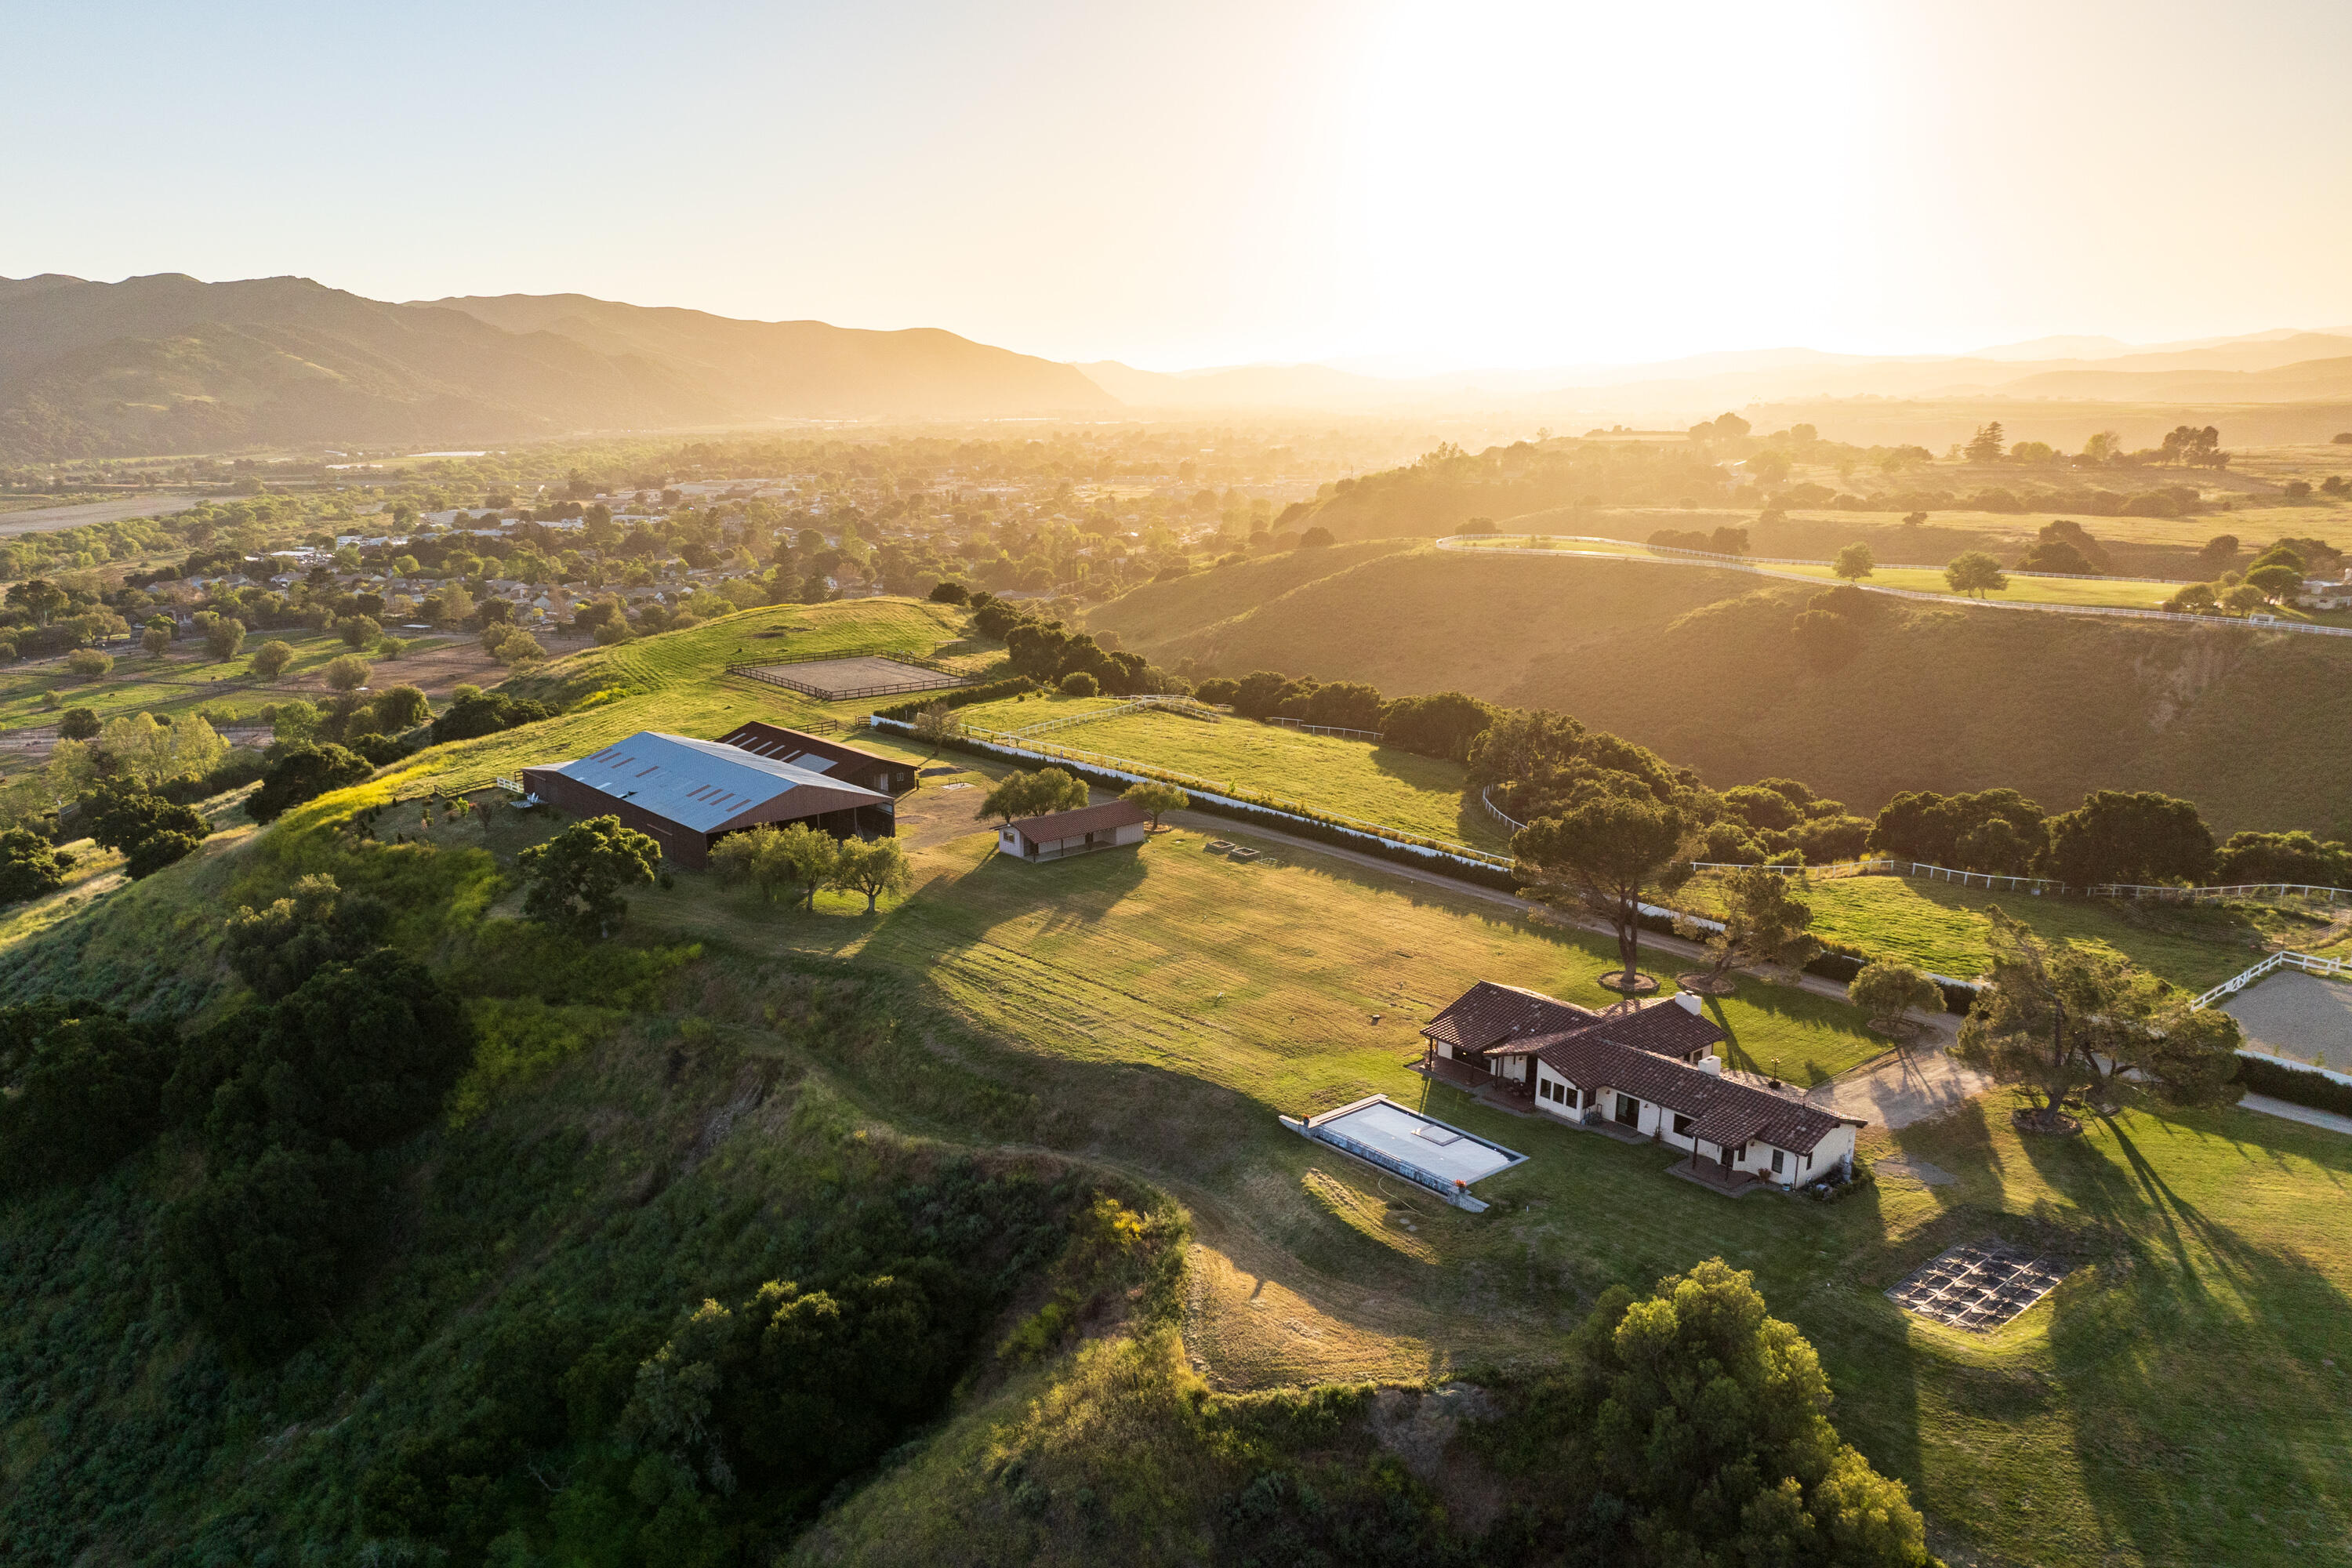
{"left": 7, "top": 0, "right": 2352, "bottom": 372}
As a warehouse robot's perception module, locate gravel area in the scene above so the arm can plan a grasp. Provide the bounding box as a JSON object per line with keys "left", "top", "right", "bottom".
{"left": 2222, "top": 971, "right": 2352, "bottom": 1073}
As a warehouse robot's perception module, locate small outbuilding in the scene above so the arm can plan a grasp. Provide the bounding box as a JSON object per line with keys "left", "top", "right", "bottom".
{"left": 996, "top": 799, "right": 1150, "bottom": 862}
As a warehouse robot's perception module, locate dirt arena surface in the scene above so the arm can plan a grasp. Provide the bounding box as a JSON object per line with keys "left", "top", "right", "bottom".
{"left": 739, "top": 655, "right": 961, "bottom": 699}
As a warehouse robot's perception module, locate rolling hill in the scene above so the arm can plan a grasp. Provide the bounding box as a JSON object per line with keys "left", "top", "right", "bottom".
{"left": 0, "top": 274, "right": 1116, "bottom": 459}
{"left": 1087, "top": 544, "right": 2352, "bottom": 836}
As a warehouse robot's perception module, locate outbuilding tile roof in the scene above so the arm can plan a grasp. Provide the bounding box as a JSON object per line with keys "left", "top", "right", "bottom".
{"left": 1006, "top": 799, "right": 1149, "bottom": 841}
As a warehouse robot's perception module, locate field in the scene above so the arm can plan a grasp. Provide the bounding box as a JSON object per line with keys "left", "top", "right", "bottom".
{"left": 507, "top": 775, "right": 2352, "bottom": 1565}
{"left": 1451, "top": 533, "right": 2183, "bottom": 608}
{"left": 0, "top": 628, "right": 441, "bottom": 739}
{"left": 3, "top": 601, "right": 2350, "bottom": 1566}
{"left": 1681, "top": 871, "right": 2306, "bottom": 993}
{"left": 949, "top": 691, "right": 1504, "bottom": 848}
{"left": 1087, "top": 544, "right": 2352, "bottom": 837}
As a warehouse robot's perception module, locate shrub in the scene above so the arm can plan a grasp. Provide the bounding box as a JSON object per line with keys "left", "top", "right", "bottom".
{"left": 65, "top": 648, "right": 113, "bottom": 678}
{"left": 246, "top": 743, "right": 374, "bottom": 823}
{"left": 336, "top": 614, "right": 381, "bottom": 648}
{"left": 251, "top": 640, "right": 296, "bottom": 679}
{"left": 125, "top": 830, "right": 205, "bottom": 879}
{"left": 322, "top": 655, "right": 372, "bottom": 694}
{"left": 1059, "top": 670, "right": 1101, "bottom": 697}
{"left": 0, "top": 828, "right": 68, "bottom": 904}
{"left": 58, "top": 706, "right": 100, "bottom": 740}
{"left": 370, "top": 684, "right": 431, "bottom": 732}
{"left": 2234, "top": 1053, "right": 2352, "bottom": 1116}
{"left": 0, "top": 1001, "right": 176, "bottom": 1189}
{"left": 427, "top": 691, "right": 557, "bottom": 744}
{"left": 929, "top": 579, "right": 971, "bottom": 604}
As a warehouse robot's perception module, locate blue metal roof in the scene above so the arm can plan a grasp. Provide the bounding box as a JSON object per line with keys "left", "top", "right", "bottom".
{"left": 543, "top": 731, "right": 889, "bottom": 833}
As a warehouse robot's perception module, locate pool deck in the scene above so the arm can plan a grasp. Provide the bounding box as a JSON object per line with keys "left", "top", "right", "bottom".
{"left": 1282, "top": 1094, "right": 1527, "bottom": 1210}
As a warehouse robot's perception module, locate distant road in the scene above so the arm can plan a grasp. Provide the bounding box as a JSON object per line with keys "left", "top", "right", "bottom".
{"left": 0, "top": 492, "right": 225, "bottom": 538}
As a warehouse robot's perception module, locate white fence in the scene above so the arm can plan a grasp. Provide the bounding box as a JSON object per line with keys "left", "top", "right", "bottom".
{"left": 2090, "top": 880, "right": 2350, "bottom": 905}
{"left": 1264, "top": 716, "right": 1385, "bottom": 742}
{"left": 2192, "top": 949, "right": 2351, "bottom": 1011}
{"left": 1687, "top": 858, "right": 2063, "bottom": 893}
{"left": 1433, "top": 535, "right": 2352, "bottom": 641}
{"left": 1481, "top": 786, "right": 1526, "bottom": 834}
{"left": 998, "top": 693, "right": 1223, "bottom": 740}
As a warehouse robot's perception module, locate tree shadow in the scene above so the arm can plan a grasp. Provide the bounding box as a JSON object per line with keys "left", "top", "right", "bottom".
{"left": 2013, "top": 1111, "right": 2352, "bottom": 1563}
{"left": 1886, "top": 1096, "right": 2003, "bottom": 1200}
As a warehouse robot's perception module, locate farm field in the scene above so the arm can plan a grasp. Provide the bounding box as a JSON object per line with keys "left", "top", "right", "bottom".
{"left": 462, "top": 793, "right": 2352, "bottom": 1566}
{"left": 1089, "top": 544, "right": 2352, "bottom": 837}
{"left": 946, "top": 691, "right": 1503, "bottom": 848}
{"left": 2, "top": 629, "right": 2349, "bottom": 1566}
{"left": 0, "top": 629, "right": 434, "bottom": 739}
{"left": 1679, "top": 871, "right": 2310, "bottom": 993}
{"left": 1450, "top": 534, "right": 2183, "bottom": 609}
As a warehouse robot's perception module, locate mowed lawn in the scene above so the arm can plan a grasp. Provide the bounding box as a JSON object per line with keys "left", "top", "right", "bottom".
{"left": 1682, "top": 872, "right": 2288, "bottom": 992}
{"left": 949, "top": 694, "right": 1504, "bottom": 849}
{"left": 621, "top": 818, "right": 2352, "bottom": 1568}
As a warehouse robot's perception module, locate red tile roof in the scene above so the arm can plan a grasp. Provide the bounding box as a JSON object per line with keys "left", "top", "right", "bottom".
{"left": 1425, "top": 982, "right": 1725, "bottom": 1061}
{"left": 1535, "top": 1033, "right": 1849, "bottom": 1155}
{"left": 1007, "top": 799, "right": 1149, "bottom": 841}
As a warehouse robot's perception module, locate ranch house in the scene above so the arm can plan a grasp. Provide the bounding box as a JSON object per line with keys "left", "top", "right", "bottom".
{"left": 1422, "top": 982, "right": 1860, "bottom": 1192}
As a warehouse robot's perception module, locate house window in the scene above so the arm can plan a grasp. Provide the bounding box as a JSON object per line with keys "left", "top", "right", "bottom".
{"left": 1770, "top": 1149, "right": 1785, "bottom": 1174}
{"left": 1615, "top": 1094, "right": 1641, "bottom": 1127}
{"left": 1671, "top": 1113, "right": 1693, "bottom": 1138}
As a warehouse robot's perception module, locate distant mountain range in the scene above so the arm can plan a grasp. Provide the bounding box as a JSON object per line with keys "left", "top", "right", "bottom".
{"left": 5, "top": 270, "right": 2351, "bottom": 460}
{"left": 0, "top": 274, "right": 1113, "bottom": 459}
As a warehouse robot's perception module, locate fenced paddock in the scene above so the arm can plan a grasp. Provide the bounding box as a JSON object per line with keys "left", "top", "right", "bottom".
{"left": 728, "top": 655, "right": 967, "bottom": 702}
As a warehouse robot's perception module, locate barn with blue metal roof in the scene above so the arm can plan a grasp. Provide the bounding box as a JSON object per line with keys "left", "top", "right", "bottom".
{"left": 518, "top": 727, "right": 900, "bottom": 867}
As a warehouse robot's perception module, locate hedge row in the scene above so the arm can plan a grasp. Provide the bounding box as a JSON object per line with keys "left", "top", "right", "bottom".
{"left": 2233, "top": 1053, "right": 2352, "bottom": 1116}
{"left": 891, "top": 724, "right": 1521, "bottom": 891}
{"left": 873, "top": 677, "right": 1036, "bottom": 723}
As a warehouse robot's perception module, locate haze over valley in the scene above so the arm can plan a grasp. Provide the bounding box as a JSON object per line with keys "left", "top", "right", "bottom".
{"left": 3, "top": 4, "right": 2350, "bottom": 1566}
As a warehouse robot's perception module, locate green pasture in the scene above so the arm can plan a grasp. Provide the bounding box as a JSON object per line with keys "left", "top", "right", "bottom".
{"left": 1682, "top": 870, "right": 2306, "bottom": 992}
{"left": 622, "top": 817, "right": 2352, "bottom": 1568}
{"left": 948, "top": 692, "right": 1502, "bottom": 848}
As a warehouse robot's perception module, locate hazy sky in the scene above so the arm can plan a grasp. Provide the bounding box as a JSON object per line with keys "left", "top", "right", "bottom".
{"left": 8, "top": 0, "right": 2351, "bottom": 371}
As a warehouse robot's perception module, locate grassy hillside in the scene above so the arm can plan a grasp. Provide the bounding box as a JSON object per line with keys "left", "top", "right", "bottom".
{"left": 2, "top": 637, "right": 2349, "bottom": 1564}
{"left": 1091, "top": 545, "right": 2352, "bottom": 836}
